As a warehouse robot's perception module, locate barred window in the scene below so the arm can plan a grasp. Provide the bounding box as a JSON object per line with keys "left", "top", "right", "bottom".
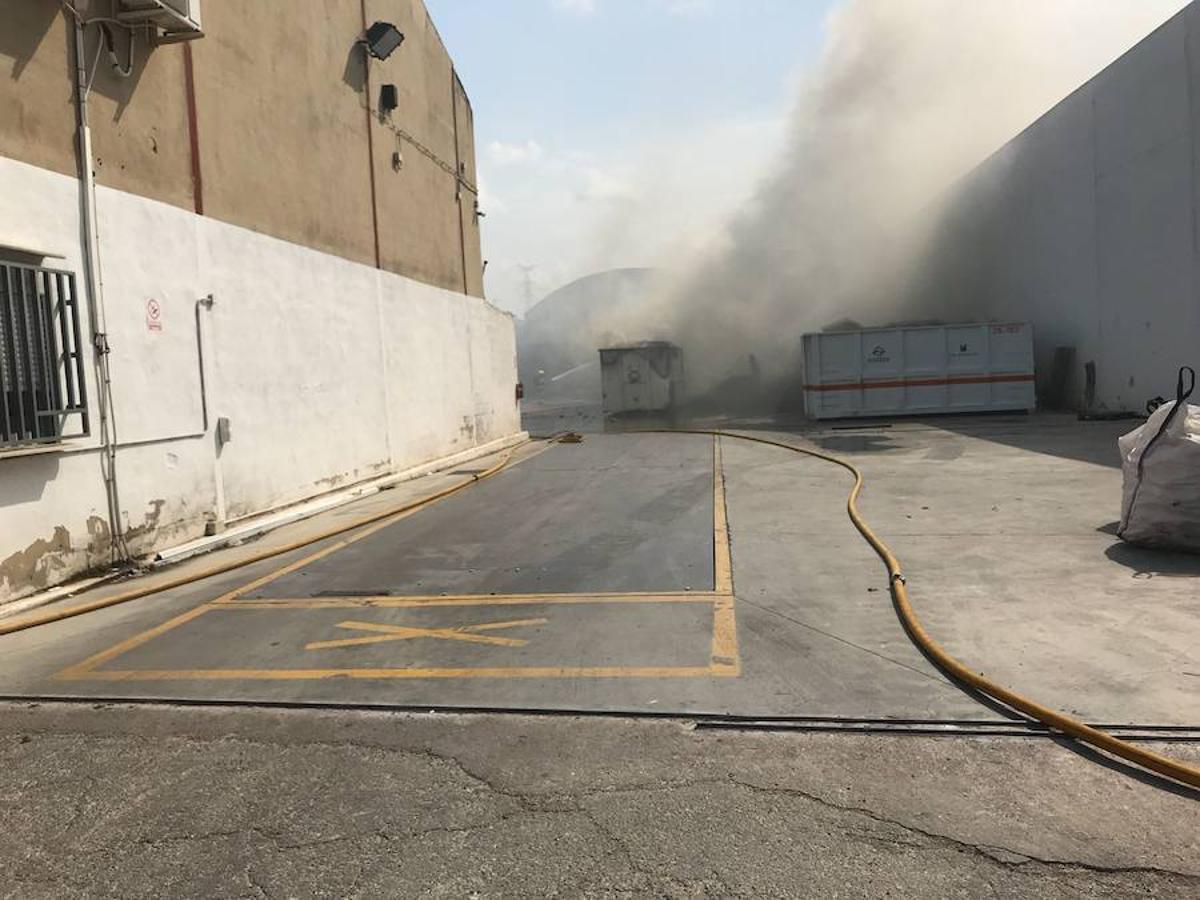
{"left": 0, "top": 262, "right": 89, "bottom": 449}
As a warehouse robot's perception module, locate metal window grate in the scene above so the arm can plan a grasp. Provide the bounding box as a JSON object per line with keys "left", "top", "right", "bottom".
{"left": 0, "top": 262, "right": 89, "bottom": 449}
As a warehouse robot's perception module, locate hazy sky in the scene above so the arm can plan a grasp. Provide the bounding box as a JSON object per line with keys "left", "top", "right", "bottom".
{"left": 425, "top": 0, "right": 838, "bottom": 314}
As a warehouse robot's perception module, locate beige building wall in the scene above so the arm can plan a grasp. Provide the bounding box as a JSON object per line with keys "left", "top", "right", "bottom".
{"left": 0, "top": 0, "right": 483, "bottom": 296}
{"left": 0, "top": 3, "right": 76, "bottom": 179}
{"left": 189, "top": 1, "right": 377, "bottom": 267}
{"left": 454, "top": 73, "right": 485, "bottom": 299}
{"left": 88, "top": 27, "right": 194, "bottom": 211}
{"left": 367, "top": 0, "right": 482, "bottom": 293}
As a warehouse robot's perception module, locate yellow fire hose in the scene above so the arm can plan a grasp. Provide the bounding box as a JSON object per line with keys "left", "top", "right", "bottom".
{"left": 2, "top": 427, "right": 1198, "bottom": 790}
{"left": 681, "top": 428, "right": 1200, "bottom": 791}
{"left": 0, "top": 445, "right": 523, "bottom": 638}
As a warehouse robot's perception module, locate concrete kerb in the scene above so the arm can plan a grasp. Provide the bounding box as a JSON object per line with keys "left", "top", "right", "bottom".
{"left": 0, "top": 571, "right": 130, "bottom": 622}
{"left": 156, "top": 431, "right": 531, "bottom": 566}
{"left": 0, "top": 431, "right": 529, "bottom": 621}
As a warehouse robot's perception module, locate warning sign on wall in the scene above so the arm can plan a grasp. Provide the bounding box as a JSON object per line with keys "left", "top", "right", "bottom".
{"left": 146, "top": 297, "right": 163, "bottom": 332}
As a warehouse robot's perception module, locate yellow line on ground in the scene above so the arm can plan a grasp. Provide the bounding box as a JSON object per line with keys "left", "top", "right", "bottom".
{"left": 54, "top": 604, "right": 215, "bottom": 680}
{"left": 708, "top": 436, "right": 739, "bottom": 674}
{"left": 52, "top": 434, "right": 744, "bottom": 684}
{"left": 709, "top": 593, "right": 740, "bottom": 676}
{"left": 223, "top": 593, "right": 721, "bottom": 609}
{"left": 205, "top": 506, "right": 428, "bottom": 605}
{"left": 8, "top": 439, "right": 553, "bottom": 639}
{"left": 713, "top": 436, "right": 734, "bottom": 594}
{"left": 56, "top": 665, "right": 720, "bottom": 682}
{"left": 209, "top": 439, "right": 561, "bottom": 606}
{"left": 304, "top": 617, "right": 548, "bottom": 650}
{"left": 303, "top": 630, "right": 524, "bottom": 650}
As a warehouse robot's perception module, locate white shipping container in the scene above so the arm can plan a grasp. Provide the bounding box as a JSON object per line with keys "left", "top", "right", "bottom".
{"left": 802, "top": 322, "right": 1035, "bottom": 420}
{"left": 599, "top": 342, "right": 684, "bottom": 417}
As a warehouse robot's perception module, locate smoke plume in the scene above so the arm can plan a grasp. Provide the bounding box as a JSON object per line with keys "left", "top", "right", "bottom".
{"left": 623, "top": 0, "right": 1186, "bottom": 397}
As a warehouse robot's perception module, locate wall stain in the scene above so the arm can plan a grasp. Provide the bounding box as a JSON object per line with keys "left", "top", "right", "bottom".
{"left": 313, "top": 460, "right": 390, "bottom": 491}
{"left": 313, "top": 471, "right": 350, "bottom": 490}
{"left": 0, "top": 526, "right": 72, "bottom": 595}
{"left": 459, "top": 415, "right": 475, "bottom": 443}
{"left": 123, "top": 498, "right": 166, "bottom": 544}
{"left": 119, "top": 499, "right": 193, "bottom": 561}
{"left": 86, "top": 515, "right": 113, "bottom": 560}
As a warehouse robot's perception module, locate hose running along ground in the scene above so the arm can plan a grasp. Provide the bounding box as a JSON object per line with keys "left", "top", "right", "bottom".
{"left": 0, "top": 445, "right": 525, "bottom": 638}
{"left": 3, "top": 428, "right": 1197, "bottom": 790}
{"left": 679, "top": 428, "right": 1200, "bottom": 791}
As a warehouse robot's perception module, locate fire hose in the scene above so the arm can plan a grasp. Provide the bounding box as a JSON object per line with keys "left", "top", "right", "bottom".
{"left": 0, "top": 446, "right": 524, "bottom": 638}
{"left": 2, "top": 428, "right": 1198, "bottom": 790}
{"left": 671, "top": 428, "right": 1200, "bottom": 791}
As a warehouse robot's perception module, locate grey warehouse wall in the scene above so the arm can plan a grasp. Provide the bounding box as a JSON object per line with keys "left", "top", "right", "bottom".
{"left": 911, "top": 2, "right": 1200, "bottom": 413}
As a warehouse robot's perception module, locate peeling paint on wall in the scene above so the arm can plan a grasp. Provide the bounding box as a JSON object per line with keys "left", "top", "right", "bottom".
{"left": 124, "top": 499, "right": 166, "bottom": 544}
{"left": 312, "top": 460, "right": 390, "bottom": 492}
{"left": 0, "top": 527, "right": 71, "bottom": 596}
{"left": 0, "top": 155, "right": 520, "bottom": 606}
{"left": 86, "top": 515, "right": 113, "bottom": 560}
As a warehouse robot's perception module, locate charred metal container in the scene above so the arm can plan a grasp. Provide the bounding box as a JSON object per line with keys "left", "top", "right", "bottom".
{"left": 599, "top": 342, "right": 684, "bottom": 417}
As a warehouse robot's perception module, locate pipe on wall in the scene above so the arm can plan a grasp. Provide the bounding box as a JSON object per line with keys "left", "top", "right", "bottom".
{"left": 451, "top": 69, "right": 469, "bottom": 296}
{"left": 69, "top": 8, "right": 128, "bottom": 564}
{"left": 358, "top": 0, "right": 382, "bottom": 270}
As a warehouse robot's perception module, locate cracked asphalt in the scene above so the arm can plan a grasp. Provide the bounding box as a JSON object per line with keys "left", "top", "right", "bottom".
{"left": 1, "top": 702, "right": 1198, "bottom": 898}
{"left": 4, "top": 422, "right": 1200, "bottom": 896}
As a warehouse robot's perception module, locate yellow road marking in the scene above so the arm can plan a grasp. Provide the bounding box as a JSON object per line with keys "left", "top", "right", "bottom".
{"left": 209, "top": 439, "right": 561, "bottom": 606}
{"left": 54, "top": 603, "right": 214, "bottom": 681}
{"left": 713, "top": 436, "right": 734, "bottom": 594}
{"left": 54, "top": 596, "right": 739, "bottom": 682}
{"left": 710, "top": 594, "right": 740, "bottom": 676}
{"left": 207, "top": 508, "right": 422, "bottom": 605}
{"left": 53, "top": 434, "right": 743, "bottom": 683}
{"left": 228, "top": 592, "right": 718, "bottom": 609}
{"left": 56, "top": 665, "right": 719, "bottom": 682}
{"left": 215, "top": 432, "right": 732, "bottom": 607}
{"left": 708, "top": 436, "right": 738, "bottom": 674}
{"left": 305, "top": 617, "right": 548, "bottom": 650}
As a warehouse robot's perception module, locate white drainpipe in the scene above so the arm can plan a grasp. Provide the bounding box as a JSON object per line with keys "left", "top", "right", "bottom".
{"left": 70, "top": 9, "right": 126, "bottom": 563}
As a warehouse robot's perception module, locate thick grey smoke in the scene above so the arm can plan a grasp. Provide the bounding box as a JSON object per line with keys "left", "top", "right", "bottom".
{"left": 623, "top": 0, "right": 1186, "bottom": 397}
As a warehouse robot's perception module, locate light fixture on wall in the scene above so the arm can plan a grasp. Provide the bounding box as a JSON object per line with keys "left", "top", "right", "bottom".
{"left": 361, "top": 22, "right": 404, "bottom": 61}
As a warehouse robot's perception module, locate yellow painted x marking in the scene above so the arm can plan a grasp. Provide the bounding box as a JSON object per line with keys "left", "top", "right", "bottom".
{"left": 304, "top": 617, "right": 548, "bottom": 651}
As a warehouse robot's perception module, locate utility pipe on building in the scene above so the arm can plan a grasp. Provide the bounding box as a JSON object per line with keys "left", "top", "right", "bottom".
{"left": 68, "top": 6, "right": 127, "bottom": 564}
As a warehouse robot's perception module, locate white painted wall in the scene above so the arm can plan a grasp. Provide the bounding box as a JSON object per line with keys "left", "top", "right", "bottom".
{"left": 913, "top": 3, "right": 1200, "bottom": 411}
{"left": 0, "top": 154, "right": 520, "bottom": 601}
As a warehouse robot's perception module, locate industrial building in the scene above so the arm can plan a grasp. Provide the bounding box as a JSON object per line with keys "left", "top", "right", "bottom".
{"left": 0, "top": 1, "right": 521, "bottom": 602}
{"left": 1, "top": 4, "right": 1199, "bottom": 894}
{"left": 913, "top": 2, "right": 1200, "bottom": 414}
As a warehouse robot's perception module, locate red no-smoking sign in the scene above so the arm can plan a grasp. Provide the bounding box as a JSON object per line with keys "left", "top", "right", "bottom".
{"left": 146, "top": 297, "right": 162, "bottom": 332}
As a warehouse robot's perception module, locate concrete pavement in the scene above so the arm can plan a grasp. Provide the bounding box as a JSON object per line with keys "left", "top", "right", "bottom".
{"left": 1, "top": 702, "right": 1198, "bottom": 899}
{"left": 1, "top": 414, "right": 1198, "bottom": 896}
{"left": 1, "top": 418, "right": 1193, "bottom": 726}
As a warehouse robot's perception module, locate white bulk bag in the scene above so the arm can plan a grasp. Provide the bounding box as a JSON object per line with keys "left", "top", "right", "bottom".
{"left": 1118, "top": 367, "right": 1200, "bottom": 552}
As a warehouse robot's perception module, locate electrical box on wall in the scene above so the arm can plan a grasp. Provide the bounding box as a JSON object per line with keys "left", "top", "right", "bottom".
{"left": 117, "top": 0, "right": 203, "bottom": 41}
{"left": 379, "top": 84, "right": 399, "bottom": 114}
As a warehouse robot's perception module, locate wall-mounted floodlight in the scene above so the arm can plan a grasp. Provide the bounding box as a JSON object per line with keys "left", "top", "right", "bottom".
{"left": 362, "top": 22, "right": 404, "bottom": 60}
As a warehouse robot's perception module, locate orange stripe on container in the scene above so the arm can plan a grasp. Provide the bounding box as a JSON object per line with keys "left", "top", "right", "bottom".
{"left": 804, "top": 374, "right": 1034, "bottom": 392}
